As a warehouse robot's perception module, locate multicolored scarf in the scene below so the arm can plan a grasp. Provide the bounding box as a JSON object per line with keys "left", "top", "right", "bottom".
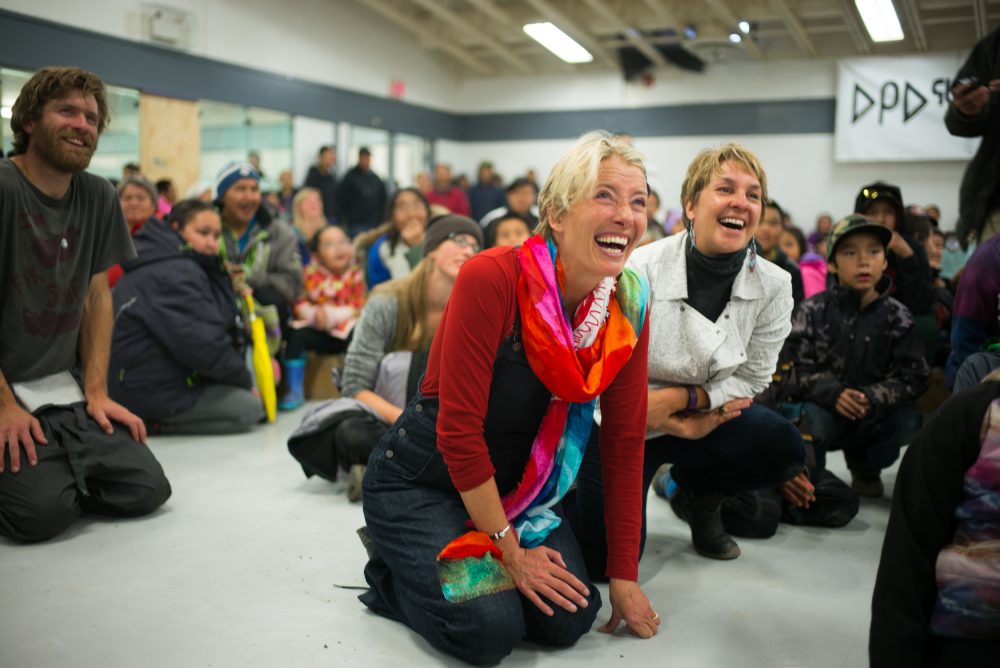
{"left": 437, "top": 235, "right": 648, "bottom": 602}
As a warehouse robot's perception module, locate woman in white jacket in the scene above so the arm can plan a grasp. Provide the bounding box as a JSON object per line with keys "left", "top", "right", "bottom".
{"left": 572, "top": 144, "right": 805, "bottom": 568}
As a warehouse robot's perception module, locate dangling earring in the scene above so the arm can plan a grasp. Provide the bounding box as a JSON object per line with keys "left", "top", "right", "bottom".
{"left": 747, "top": 238, "right": 758, "bottom": 273}
{"left": 687, "top": 222, "right": 696, "bottom": 251}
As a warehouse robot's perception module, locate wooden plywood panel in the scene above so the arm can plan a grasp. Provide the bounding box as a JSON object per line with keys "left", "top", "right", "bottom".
{"left": 139, "top": 94, "right": 200, "bottom": 199}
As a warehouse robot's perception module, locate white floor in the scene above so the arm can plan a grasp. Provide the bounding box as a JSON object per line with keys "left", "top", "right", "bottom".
{"left": 0, "top": 405, "right": 892, "bottom": 668}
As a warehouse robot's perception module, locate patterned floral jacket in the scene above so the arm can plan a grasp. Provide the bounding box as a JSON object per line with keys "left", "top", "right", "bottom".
{"left": 292, "top": 261, "right": 365, "bottom": 339}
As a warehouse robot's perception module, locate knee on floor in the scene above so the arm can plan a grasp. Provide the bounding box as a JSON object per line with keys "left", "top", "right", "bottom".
{"left": 0, "top": 490, "right": 80, "bottom": 543}
{"left": 433, "top": 596, "right": 526, "bottom": 665}
{"left": 526, "top": 598, "right": 601, "bottom": 649}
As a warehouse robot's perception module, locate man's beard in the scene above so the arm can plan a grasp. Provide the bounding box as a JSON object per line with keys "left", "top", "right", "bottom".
{"left": 32, "top": 124, "right": 96, "bottom": 173}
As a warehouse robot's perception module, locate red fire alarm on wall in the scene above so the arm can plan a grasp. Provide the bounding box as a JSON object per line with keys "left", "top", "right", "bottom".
{"left": 389, "top": 80, "right": 406, "bottom": 99}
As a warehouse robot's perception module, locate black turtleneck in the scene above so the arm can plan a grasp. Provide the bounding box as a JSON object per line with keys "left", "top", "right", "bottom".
{"left": 684, "top": 243, "right": 745, "bottom": 322}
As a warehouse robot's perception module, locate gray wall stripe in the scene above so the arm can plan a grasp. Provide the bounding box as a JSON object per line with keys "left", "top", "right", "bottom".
{"left": 459, "top": 99, "right": 835, "bottom": 140}
{"left": 0, "top": 9, "right": 835, "bottom": 141}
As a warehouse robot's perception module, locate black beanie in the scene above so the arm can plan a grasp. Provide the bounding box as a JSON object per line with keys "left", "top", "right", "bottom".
{"left": 422, "top": 214, "right": 484, "bottom": 257}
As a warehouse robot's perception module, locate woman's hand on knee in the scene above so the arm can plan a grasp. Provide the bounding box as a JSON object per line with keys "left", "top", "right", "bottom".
{"left": 658, "top": 398, "right": 751, "bottom": 439}
{"left": 600, "top": 579, "right": 660, "bottom": 639}
{"left": 503, "top": 546, "right": 590, "bottom": 616}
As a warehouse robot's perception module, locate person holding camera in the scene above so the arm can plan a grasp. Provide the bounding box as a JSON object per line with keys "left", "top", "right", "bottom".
{"left": 947, "top": 27, "right": 1000, "bottom": 246}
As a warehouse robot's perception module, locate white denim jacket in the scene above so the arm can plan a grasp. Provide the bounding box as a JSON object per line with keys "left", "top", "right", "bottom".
{"left": 627, "top": 232, "right": 793, "bottom": 415}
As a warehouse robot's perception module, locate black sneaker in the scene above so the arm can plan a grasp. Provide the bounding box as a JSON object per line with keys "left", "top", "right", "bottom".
{"left": 850, "top": 470, "right": 884, "bottom": 498}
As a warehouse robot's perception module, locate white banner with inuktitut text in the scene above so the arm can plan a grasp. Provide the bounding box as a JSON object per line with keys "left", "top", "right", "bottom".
{"left": 835, "top": 54, "right": 978, "bottom": 162}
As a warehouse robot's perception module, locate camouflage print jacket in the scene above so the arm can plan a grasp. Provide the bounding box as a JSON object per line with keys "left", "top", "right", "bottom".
{"left": 782, "top": 278, "right": 930, "bottom": 416}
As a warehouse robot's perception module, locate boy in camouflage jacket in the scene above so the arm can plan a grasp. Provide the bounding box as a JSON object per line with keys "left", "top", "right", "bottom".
{"left": 783, "top": 215, "right": 929, "bottom": 498}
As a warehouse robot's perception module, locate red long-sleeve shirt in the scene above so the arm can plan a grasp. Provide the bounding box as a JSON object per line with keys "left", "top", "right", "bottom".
{"left": 425, "top": 186, "right": 471, "bottom": 217}
{"left": 421, "top": 246, "right": 648, "bottom": 580}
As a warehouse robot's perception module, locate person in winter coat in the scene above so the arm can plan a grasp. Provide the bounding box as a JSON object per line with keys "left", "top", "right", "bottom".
{"left": 946, "top": 231, "right": 1000, "bottom": 388}
{"left": 783, "top": 215, "right": 929, "bottom": 498}
{"left": 336, "top": 147, "right": 387, "bottom": 237}
{"left": 109, "top": 199, "right": 263, "bottom": 434}
{"left": 854, "top": 181, "right": 934, "bottom": 317}
{"left": 870, "top": 372, "right": 1000, "bottom": 667}
{"left": 215, "top": 160, "right": 303, "bottom": 340}
{"left": 465, "top": 160, "right": 505, "bottom": 222}
{"left": 757, "top": 199, "right": 804, "bottom": 307}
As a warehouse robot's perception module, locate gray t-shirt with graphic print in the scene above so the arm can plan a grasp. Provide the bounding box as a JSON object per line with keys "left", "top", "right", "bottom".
{"left": 0, "top": 159, "right": 135, "bottom": 383}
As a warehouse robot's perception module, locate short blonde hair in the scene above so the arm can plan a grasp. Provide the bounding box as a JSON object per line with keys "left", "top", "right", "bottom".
{"left": 680, "top": 143, "right": 768, "bottom": 227}
{"left": 535, "top": 131, "right": 647, "bottom": 239}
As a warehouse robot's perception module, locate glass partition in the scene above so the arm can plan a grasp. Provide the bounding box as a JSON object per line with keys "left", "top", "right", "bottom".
{"left": 89, "top": 84, "right": 140, "bottom": 181}
{"left": 199, "top": 101, "right": 292, "bottom": 191}
{"left": 393, "top": 133, "right": 432, "bottom": 190}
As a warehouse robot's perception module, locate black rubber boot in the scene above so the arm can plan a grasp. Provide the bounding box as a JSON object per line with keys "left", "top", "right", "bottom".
{"left": 686, "top": 492, "right": 741, "bottom": 560}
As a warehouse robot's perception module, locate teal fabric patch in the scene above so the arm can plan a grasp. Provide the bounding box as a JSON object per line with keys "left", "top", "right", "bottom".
{"left": 438, "top": 554, "right": 515, "bottom": 603}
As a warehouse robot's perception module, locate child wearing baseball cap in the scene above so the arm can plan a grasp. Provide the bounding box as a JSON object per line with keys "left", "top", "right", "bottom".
{"left": 781, "top": 214, "right": 930, "bottom": 498}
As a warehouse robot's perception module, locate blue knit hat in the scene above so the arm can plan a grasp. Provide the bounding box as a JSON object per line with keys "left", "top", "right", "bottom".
{"left": 215, "top": 161, "right": 260, "bottom": 200}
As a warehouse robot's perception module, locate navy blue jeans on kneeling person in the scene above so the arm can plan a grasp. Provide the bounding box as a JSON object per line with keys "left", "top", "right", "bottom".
{"left": 802, "top": 401, "right": 922, "bottom": 477}
{"left": 572, "top": 403, "right": 804, "bottom": 581}
{"left": 360, "top": 392, "right": 601, "bottom": 666}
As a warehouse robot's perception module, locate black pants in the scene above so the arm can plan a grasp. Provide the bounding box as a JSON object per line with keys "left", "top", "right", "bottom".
{"left": 288, "top": 411, "right": 387, "bottom": 482}
{"left": 285, "top": 327, "right": 349, "bottom": 359}
{"left": 0, "top": 404, "right": 171, "bottom": 543}
{"left": 571, "top": 403, "right": 804, "bottom": 580}
{"left": 719, "top": 469, "right": 860, "bottom": 539}
{"left": 361, "top": 393, "right": 599, "bottom": 665}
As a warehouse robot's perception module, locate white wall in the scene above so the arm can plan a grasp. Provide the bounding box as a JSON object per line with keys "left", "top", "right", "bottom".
{"left": 4, "top": 0, "right": 462, "bottom": 110}
{"left": 445, "top": 55, "right": 972, "bottom": 231}
{"left": 7, "top": 3, "right": 973, "bottom": 228}
{"left": 442, "top": 134, "right": 966, "bottom": 232}
{"left": 458, "top": 58, "right": 839, "bottom": 113}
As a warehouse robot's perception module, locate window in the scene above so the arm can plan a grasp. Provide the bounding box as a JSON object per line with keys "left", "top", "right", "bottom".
{"left": 393, "top": 133, "right": 431, "bottom": 190}
{"left": 199, "top": 101, "right": 292, "bottom": 192}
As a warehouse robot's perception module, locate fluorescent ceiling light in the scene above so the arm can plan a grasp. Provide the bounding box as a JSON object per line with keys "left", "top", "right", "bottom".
{"left": 523, "top": 22, "right": 593, "bottom": 63}
{"left": 729, "top": 32, "right": 742, "bottom": 44}
{"left": 854, "top": 0, "right": 904, "bottom": 42}
{"left": 738, "top": 20, "right": 750, "bottom": 34}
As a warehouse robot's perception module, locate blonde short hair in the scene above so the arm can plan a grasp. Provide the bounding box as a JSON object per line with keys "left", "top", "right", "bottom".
{"left": 680, "top": 143, "right": 768, "bottom": 226}
{"left": 535, "top": 131, "right": 647, "bottom": 239}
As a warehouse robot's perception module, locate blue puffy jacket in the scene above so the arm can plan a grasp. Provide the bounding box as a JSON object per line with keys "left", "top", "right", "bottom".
{"left": 109, "top": 220, "right": 251, "bottom": 420}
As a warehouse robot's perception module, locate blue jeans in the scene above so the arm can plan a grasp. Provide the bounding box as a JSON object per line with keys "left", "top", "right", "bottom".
{"left": 360, "top": 392, "right": 601, "bottom": 666}
{"left": 571, "top": 403, "right": 804, "bottom": 581}
{"left": 802, "top": 402, "right": 922, "bottom": 476}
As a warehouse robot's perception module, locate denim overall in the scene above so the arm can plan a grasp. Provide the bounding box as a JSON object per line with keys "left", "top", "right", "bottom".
{"left": 359, "top": 322, "right": 601, "bottom": 665}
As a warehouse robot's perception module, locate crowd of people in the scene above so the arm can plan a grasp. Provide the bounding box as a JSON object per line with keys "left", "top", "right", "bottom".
{"left": 1, "top": 34, "right": 999, "bottom": 666}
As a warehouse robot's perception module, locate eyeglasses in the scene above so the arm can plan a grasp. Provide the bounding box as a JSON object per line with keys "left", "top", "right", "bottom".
{"left": 319, "top": 240, "right": 353, "bottom": 249}
{"left": 447, "top": 233, "right": 481, "bottom": 253}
